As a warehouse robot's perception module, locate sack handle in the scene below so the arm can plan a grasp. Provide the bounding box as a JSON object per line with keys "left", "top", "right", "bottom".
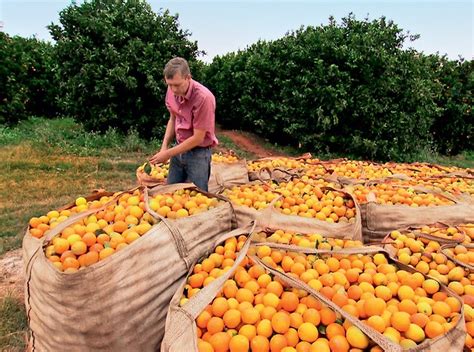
{"left": 144, "top": 187, "right": 189, "bottom": 267}
{"left": 440, "top": 243, "right": 474, "bottom": 272}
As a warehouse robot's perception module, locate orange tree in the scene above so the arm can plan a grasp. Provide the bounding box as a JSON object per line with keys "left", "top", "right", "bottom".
{"left": 48, "top": 0, "right": 203, "bottom": 139}
{"left": 204, "top": 15, "right": 461, "bottom": 161}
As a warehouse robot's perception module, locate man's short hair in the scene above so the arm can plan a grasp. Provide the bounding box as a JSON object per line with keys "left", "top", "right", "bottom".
{"left": 163, "top": 57, "right": 191, "bottom": 78}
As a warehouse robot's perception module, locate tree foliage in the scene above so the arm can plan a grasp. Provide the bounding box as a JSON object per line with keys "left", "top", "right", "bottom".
{"left": 0, "top": 33, "right": 58, "bottom": 125}
{"left": 48, "top": 0, "right": 202, "bottom": 138}
{"left": 204, "top": 15, "right": 471, "bottom": 161}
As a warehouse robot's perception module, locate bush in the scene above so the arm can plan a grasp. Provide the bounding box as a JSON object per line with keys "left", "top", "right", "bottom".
{"left": 49, "top": 0, "right": 202, "bottom": 139}
{"left": 0, "top": 33, "right": 58, "bottom": 125}
{"left": 429, "top": 56, "right": 473, "bottom": 155}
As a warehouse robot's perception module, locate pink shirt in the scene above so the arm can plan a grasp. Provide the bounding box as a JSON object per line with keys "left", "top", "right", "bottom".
{"left": 165, "top": 79, "right": 218, "bottom": 147}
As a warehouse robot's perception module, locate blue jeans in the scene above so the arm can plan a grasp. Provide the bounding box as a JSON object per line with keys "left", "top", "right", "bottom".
{"left": 167, "top": 147, "right": 212, "bottom": 191}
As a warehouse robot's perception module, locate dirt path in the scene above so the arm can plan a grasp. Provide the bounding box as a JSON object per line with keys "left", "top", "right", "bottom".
{"left": 217, "top": 128, "right": 287, "bottom": 158}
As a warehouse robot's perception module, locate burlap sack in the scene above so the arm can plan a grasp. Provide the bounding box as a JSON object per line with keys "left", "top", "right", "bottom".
{"left": 256, "top": 186, "right": 363, "bottom": 241}
{"left": 162, "top": 227, "right": 465, "bottom": 352}
{"left": 247, "top": 153, "right": 312, "bottom": 182}
{"left": 359, "top": 185, "right": 474, "bottom": 243}
{"left": 23, "top": 183, "right": 235, "bottom": 352}
{"left": 161, "top": 222, "right": 257, "bottom": 352}
{"left": 208, "top": 160, "right": 249, "bottom": 194}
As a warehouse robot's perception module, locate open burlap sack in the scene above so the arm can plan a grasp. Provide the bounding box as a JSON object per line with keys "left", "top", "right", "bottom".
{"left": 359, "top": 184, "right": 474, "bottom": 243}
{"left": 256, "top": 186, "right": 363, "bottom": 241}
{"left": 222, "top": 180, "right": 362, "bottom": 241}
{"left": 23, "top": 189, "right": 117, "bottom": 264}
{"left": 247, "top": 153, "right": 312, "bottom": 182}
{"left": 208, "top": 160, "right": 249, "bottom": 194}
{"left": 23, "top": 183, "right": 235, "bottom": 352}
{"left": 162, "top": 226, "right": 465, "bottom": 352}
{"left": 161, "top": 222, "right": 257, "bottom": 352}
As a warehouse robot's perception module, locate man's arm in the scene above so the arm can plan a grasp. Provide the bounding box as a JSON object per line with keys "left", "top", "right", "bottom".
{"left": 149, "top": 128, "right": 206, "bottom": 164}
{"left": 160, "top": 114, "right": 176, "bottom": 151}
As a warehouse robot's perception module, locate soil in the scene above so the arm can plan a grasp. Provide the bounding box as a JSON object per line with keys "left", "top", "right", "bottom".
{"left": 217, "top": 128, "right": 287, "bottom": 158}
{"left": 0, "top": 128, "right": 287, "bottom": 302}
{"left": 0, "top": 249, "right": 23, "bottom": 301}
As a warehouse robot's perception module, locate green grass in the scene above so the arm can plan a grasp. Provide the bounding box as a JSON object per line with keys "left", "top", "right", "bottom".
{"left": 0, "top": 295, "right": 27, "bottom": 351}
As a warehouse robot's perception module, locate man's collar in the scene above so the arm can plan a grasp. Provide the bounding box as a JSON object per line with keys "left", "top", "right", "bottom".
{"left": 184, "top": 79, "right": 194, "bottom": 101}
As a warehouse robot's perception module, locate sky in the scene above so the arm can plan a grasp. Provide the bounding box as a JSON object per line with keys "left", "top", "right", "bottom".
{"left": 1, "top": 0, "right": 472, "bottom": 62}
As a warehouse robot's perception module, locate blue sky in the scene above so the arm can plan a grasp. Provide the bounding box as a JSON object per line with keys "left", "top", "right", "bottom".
{"left": 1, "top": 0, "right": 472, "bottom": 62}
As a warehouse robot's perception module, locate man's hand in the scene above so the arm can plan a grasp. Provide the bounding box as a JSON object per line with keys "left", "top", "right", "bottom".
{"left": 149, "top": 149, "right": 171, "bottom": 165}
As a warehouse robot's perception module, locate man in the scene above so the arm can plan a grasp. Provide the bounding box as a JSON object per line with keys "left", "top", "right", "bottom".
{"left": 149, "top": 57, "right": 218, "bottom": 192}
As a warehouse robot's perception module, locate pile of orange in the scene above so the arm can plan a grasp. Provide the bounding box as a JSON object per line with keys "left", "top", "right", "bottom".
{"left": 387, "top": 226, "right": 474, "bottom": 348}
{"left": 212, "top": 153, "right": 240, "bottom": 163}
{"left": 148, "top": 188, "right": 223, "bottom": 219}
{"left": 31, "top": 188, "right": 223, "bottom": 272}
{"left": 350, "top": 183, "right": 454, "bottom": 206}
{"left": 271, "top": 180, "right": 356, "bottom": 223}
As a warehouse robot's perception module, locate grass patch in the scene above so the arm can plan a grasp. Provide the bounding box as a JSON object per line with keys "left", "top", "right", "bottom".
{"left": 0, "top": 117, "right": 163, "bottom": 256}
{"left": 0, "top": 295, "right": 27, "bottom": 351}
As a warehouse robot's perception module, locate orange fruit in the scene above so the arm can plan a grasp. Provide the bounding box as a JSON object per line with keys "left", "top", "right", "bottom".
{"left": 209, "top": 331, "right": 231, "bottom": 352}
{"left": 346, "top": 325, "right": 369, "bottom": 349}
{"left": 281, "top": 292, "right": 299, "bottom": 312}
{"left": 391, "top": 311, "right": 411, "bottom": 332}
{"left": 224, "top": 309, "right": 242, "bottom": 329}
{"left": 329, "top": 335, "right": 350, "bottom": 352}
{"left": 425, "top": 321, "right": 444, "bottom": 339}
{"left": 298, "top": 322, "right": 318, "bottom": 343}
{"left": 269, "top": 334, "right": 288, "bottom": 352}
{"left": 229, "top": 334, "right": 249, "bottom": 352}
{"left": 250, "top": 335, "right": 270, "bottom": 352}
{"left": 272, "top": 311, "right": 291, "bottom": 334}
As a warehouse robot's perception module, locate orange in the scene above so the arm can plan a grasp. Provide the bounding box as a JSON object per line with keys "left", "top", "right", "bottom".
{"left": 281, "top": 292, "right": 299, "bottom": 312}
{"left": 207, "top": 316, "right": 224, "bottom": 334}
{"left": 229, "top": 334, "right": 249, "bottom": 352}
{"left": 346, "top": 325, "right": 369, "bottom": 349}
{"left": 196, "top": 310, "right": 212, "bottom": 329}
{"left": 269, "top": 334, "right": 288, "bottom": 352}
{"left": 284, "top": 328, "right": 299, "bottom": 347}
{"left": 224, "top": 309, "right": 242, "bottom": 329}
{"left": 209, "top": 331, "right": 231, "bottom": 352}
{"left": 320, "top": 307, "right": 336, "bottom": 325}
{"left": 239, "top": 324, "right": 257, "bottom": 341}
{"left": 329, "top": 335, "right": 350, "bottom": 352}
{"left": 366, "top": 315, "right": 385, "bottom": 333}
{"left": 298, "top": 322, "right": 318, "bottom": 343}
{"left": 405, "top": 323, "right": 425, "bottom": 343}
{"left": 432, "top": 301, "right": 451, "bottom": 318}
{"left": 212, "top": 297, "right": 229, "bottom": 317}
{"left": 391, "top": 311, "right": 411, "bottom": 332}
{"left": 364, "top": 297, "right": 386, "bottom": 317}
{"left": 272, "top": 311, "right": 291, "bottom": 334}
{"left": 425, "top": 321, "right": 444, "bottom": 339}
{"left": 250, "top": 335, "right": 270, "bottom": 352}
{"left": 326, "top": 323, "right": 345, "bottom": 339}
{"left": 309, "top": 339, "right": 330, "bottom": 352}
{"left": 257, "top": 319, "right": 273, "bottom": 338}
{"left": 242, "top": 307, "right": 260, "bottom": 325}
{"left": 197, "top": 339, "right": 214, "bottom": 352}
{"left": 302, "top": 308, "right": 320, "bottom": 326}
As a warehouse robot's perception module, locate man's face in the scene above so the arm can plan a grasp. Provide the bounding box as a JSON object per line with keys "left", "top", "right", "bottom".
{"left": 165, "top": 73, "right": 190, "bottom": 96}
